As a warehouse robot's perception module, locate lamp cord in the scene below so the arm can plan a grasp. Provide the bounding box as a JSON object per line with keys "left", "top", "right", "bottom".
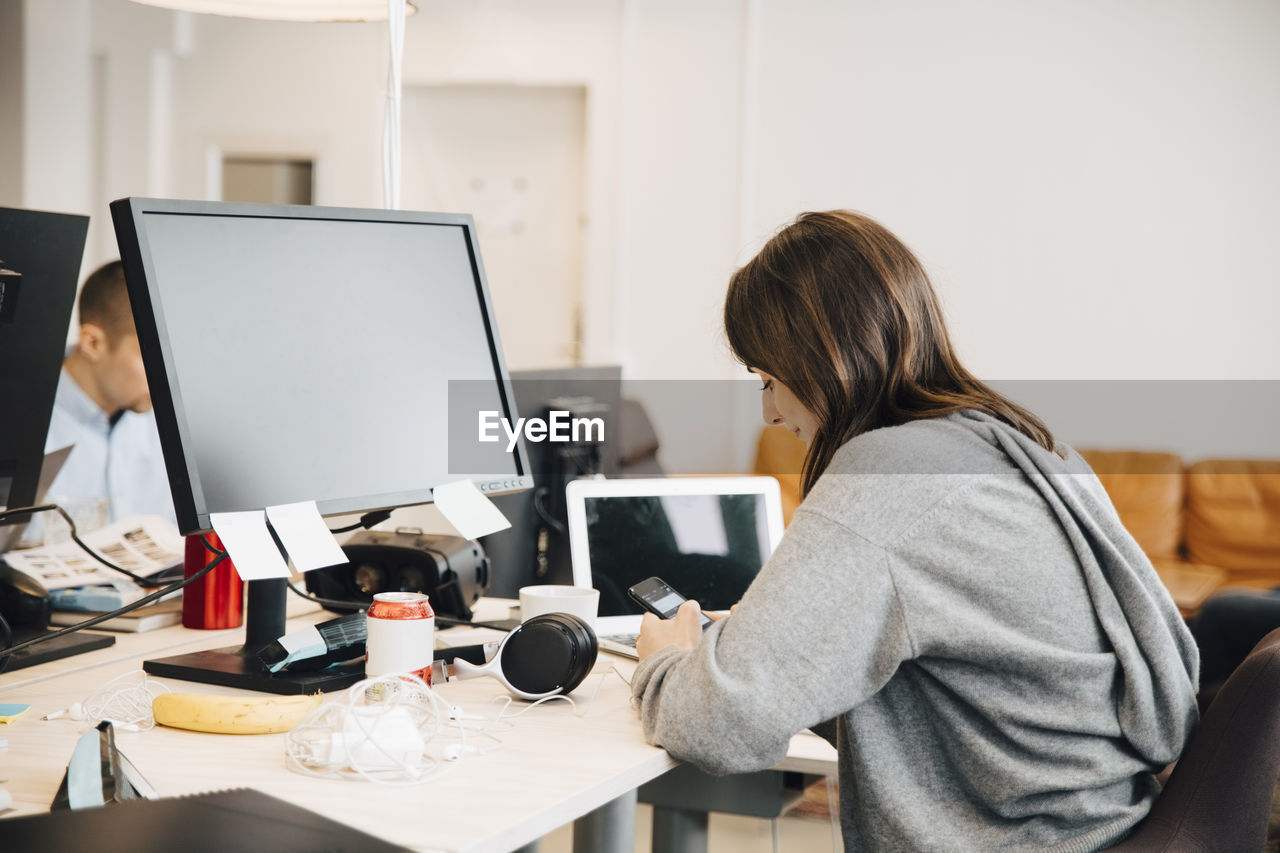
{"left": 382, "top": 0, "right": 406, "bottom": 210}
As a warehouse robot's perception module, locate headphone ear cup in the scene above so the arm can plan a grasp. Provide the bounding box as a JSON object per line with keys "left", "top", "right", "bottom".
{"left": 542, "top": 612, "right": 597, "bottom": 694}
{"left": 499, "top": 613, "right": 598, "bottom": 697}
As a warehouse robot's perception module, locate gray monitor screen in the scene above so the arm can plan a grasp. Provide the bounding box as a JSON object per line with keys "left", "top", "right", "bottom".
{"left": 115, "top": 201, "right": 527, "bottom": 533}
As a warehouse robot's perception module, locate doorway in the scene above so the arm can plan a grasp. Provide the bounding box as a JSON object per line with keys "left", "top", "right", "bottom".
{"left": 401, "top": 84, "right": 587, "bottom": 369}
{"left": 221, "top": 156, "right": 314, "bottom": 205}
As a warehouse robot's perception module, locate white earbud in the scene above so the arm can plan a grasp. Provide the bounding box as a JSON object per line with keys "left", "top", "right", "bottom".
{"left": 43, "top": 702, "right": 85, "bottom": 721}
{"left": 442, "top": 743, "right": 484, "bottom": 761}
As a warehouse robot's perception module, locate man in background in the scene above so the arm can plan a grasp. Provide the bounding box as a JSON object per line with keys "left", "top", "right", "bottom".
{"left": 44, "top": 260, "right": 175, "bottom": 525}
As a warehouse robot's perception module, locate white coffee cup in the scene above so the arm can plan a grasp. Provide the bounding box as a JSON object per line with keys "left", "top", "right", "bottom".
{"left": 519, "top": 585, "right": 600, "bottom": 632}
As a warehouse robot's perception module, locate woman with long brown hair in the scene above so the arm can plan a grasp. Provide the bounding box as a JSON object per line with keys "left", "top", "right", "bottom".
{"left": 632, "top": 211, "right": 1198, "bottom": 851}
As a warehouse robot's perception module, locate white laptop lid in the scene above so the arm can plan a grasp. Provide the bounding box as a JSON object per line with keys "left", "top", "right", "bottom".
{"left": 565, "top": 477, "right": 785, "bottom": 635}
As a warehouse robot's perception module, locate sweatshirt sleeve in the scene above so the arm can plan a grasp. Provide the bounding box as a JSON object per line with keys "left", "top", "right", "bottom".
{"left": 630, "top": 507, "right": 914, "bottom": 775}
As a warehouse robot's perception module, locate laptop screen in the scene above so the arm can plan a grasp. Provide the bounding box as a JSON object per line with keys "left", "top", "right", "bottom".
{"left": 582, "top": 491, "right": 777, "bottom": 617}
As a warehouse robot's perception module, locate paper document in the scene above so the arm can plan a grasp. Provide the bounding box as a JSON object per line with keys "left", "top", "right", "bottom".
{"left": 1, "top": 516, "right": 183, "bottom": 591}
{"left": 266, "top": 500, "right": 348, "bottom": 572}
{"left": 427, "top": 480, "right": 511, "bottom": 540}
{"left": 209, "top": 510, "right": 291, "bottom": 581}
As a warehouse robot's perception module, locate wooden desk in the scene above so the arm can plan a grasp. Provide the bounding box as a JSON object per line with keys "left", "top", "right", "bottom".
{"left": 0, "top": 600, "right": 677, "bottom": 853}
{"left": 0, "top": 600, "right": 836, "bottom": 852}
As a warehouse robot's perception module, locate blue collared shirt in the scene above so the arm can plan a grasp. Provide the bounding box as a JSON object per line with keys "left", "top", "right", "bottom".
{"left": 44, "top": 367, "right": 176, "bottom": 524}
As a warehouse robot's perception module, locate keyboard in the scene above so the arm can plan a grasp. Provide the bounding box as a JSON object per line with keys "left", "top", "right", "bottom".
{"left": 598, "top": 632, "right": 639, "bottom": 660}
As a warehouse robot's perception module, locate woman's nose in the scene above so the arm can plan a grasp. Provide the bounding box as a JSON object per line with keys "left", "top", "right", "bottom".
{"left": 761, "top": 395, "right": 783, "bottom": 426}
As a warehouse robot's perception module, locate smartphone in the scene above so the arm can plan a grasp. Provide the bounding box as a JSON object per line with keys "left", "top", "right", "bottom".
{"left": 627, "top": 576, "right": 713, "bottom": 630}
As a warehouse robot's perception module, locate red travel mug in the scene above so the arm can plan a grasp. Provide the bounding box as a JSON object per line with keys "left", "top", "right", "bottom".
{"left": 182, "top": 533, "right": 244, "bottom": 629}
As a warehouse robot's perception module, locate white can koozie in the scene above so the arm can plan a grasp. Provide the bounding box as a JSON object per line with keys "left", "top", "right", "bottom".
{"left": 365, "top": 592, "right": 435, "bottom": 683}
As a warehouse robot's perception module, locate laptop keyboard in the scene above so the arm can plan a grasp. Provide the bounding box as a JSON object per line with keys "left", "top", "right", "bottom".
{"left": 602, "top": 633, "right": 638, "bottom": 648}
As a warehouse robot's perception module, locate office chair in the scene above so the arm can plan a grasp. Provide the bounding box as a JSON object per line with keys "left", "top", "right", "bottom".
{"left": 1106, "top": 626, "right": 1280, "bottom": 851}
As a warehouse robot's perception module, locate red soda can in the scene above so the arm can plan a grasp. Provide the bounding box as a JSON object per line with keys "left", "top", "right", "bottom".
{"left": 365, "top": 592, "right": 435, "bottom": 685}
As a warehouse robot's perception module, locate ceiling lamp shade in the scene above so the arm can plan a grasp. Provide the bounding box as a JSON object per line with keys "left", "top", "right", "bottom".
{"left": 127, "top": 0, "right": 416, "bottom": 22}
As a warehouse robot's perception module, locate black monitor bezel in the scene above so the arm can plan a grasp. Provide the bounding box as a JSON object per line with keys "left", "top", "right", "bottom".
{"left": 0, "top": 207, "right": 88, "bottom": 530}
{"left": 110, "top": 197, "right": 533, "bottom": 536}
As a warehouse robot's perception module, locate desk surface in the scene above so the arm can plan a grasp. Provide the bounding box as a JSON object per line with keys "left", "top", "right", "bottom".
{"left": 0, "top": 600, "right": 835, "bottom": 852}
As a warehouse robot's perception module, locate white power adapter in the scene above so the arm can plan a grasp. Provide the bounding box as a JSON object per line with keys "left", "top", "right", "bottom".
{"left": 322, "top": 706, "right": 425, "bottom": 771}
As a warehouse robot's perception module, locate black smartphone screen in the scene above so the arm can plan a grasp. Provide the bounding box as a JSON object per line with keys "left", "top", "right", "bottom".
{"left": 628, "top": 577, "right": 713, "bottom": 628}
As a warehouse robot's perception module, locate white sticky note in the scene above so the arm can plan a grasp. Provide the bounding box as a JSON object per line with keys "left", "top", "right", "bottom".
{"left": 209, "top": 510, "right": 291, "bottom": 581}
{"left": 430, "top": 480, "right": 512, "bottom": 540}
{"left": 266, "top": 500, "right": 349, "bottom": 572}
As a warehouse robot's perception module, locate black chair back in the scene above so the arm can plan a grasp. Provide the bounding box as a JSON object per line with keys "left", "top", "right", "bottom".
{"left": 1108, "top": 626, "right": 1280, "bottom": 851}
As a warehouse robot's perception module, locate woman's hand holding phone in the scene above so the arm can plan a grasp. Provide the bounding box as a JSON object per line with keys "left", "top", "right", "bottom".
{"left": 636, "top": 600, "right": 708, "bottom": 661}
{"left": 630, "top": 577, "right": 735, "bottom": 661}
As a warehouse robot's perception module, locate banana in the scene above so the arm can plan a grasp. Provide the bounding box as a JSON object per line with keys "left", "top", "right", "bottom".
{"left": 152, "top": 691, "right": 321, "bottom": 734}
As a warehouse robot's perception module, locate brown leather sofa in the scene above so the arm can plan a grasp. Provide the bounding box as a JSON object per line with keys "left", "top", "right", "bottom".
{"left": 752, "top": 426, "right": 806, "bottom": 525}
{"left": 753, "top": 426, "right": 1280, "bottom": 614}
{"left": 1081, "top": 451, "right": 1280, "bottom": 613}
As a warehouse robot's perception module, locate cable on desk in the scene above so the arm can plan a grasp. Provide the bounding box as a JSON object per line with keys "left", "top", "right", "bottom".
{"left": 0, "top": 502, "right": 172, "bottom": 588}
{"left": 285, "top": 671, "right": 588, "bottom": 788}
{"left": 43, "top": 670, "right": 171, "bottom": 731}
{"left": 204, "top": 529, "right": 368, "bottom": 613}
{"left": 285, "top": 577, "right": 365, "bottom": 613}
{"left": 481, "top": 663, "right": 629, "bottom": 723}
{"left": 283, "top": 585, "right": 511, "bottom": 632}
{"left": 0, "top": 548, "right": 229, "bottom": 670}
{"left": 286, "top": 534, "right": 487, "bottom": 627}
{"left": 297, "top": 508, "right": 399, "bottom": 609}
{"left": 285, "top": 672, "right": 469, "bottom": 787}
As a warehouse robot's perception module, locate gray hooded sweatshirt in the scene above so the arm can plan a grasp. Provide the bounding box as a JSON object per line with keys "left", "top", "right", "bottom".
{"left": 631, "top": 411, "right": 1199, "bottom": 852}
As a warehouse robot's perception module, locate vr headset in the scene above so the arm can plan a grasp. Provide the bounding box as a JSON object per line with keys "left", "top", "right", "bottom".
{"left": 305, "top": 529, "right": 489, "bottom": 621}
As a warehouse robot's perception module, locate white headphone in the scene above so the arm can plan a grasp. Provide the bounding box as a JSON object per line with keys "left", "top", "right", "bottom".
{"left": 435, "top": 613, "right": 598, "bottom": 701}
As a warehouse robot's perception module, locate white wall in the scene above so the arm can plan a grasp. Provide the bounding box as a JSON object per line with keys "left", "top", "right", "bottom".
{"left": 89, "top": 0, "right": 176, "bottom": 264}
{"left": 11, "top": 0, "right": 1279, "bottom": 471}
{"left": 747, "top": 0, "right": 1280, "bottom": 383}
{"left": 20, "top": 0, "right": 93, "bottom": 219}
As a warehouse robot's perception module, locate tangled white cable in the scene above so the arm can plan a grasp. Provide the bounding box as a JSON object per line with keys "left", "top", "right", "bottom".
{"left": 43, "top": 669, "right": 170, "bottom": 731}
{"left": 283, "top": 666, "right": 632, "bottom": 787}
{"left": 286, "top": 673, "right": 492, "bottom": 787}
{"left": 480, "top": 663, "right": 632, "bottom": 727}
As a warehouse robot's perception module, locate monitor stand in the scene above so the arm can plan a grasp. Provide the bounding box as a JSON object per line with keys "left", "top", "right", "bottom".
{"left": 142, "top": 578, "right": 365, "bottom": 696}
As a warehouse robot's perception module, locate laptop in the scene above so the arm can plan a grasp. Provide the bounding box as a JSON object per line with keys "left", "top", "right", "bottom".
{"left": 565, "top": 477, "right": 784, "bottom": 658}
{"left": 0, "top": 444, "right": 73, "bottom": 553}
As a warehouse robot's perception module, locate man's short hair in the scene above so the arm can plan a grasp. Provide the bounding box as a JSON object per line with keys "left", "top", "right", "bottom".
{"left": 78, "top": 260, "right": 135, "bottom": 340}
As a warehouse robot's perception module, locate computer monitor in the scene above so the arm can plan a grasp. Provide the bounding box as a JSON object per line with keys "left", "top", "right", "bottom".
{"left": 0, "top": 207, "right": 87, "bottom": 536}
{"left": 0, "top": 207, "right": 117, "bottom": 670}
{"left": 111, "top": 198, "right": 533, "bottom": 693}
{"left": 478, "top": 366, "right": 623, "bottom": 596}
